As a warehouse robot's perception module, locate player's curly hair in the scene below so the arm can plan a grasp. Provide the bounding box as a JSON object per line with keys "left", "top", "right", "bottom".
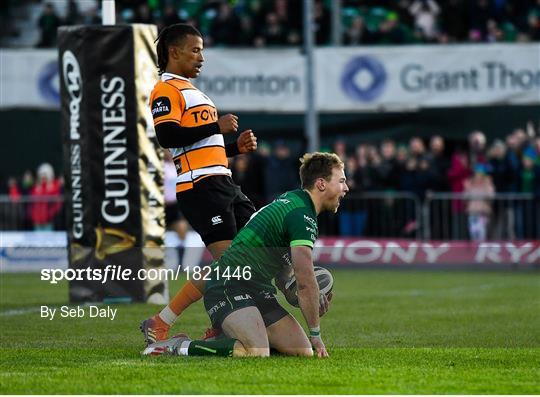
{"left": 155, "top": 23, "right": 202, "bottom": 75}
{"left": 299, "top": 152, "right": 344, "bottom": 189}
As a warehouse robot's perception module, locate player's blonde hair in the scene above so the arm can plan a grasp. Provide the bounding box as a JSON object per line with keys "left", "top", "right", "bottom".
{"left": 299, "top": 152, "right": 344, "bottom": 189}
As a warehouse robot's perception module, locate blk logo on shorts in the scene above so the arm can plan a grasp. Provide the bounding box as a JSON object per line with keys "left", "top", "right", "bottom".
{"left": 211, "top": 215, "right": 223, "bottom": 225}
{"left": 151, "top": 96, "right": 171, "bottom": 118}
{"left": 233, "top": 294, "right": 252, "bottom": 301}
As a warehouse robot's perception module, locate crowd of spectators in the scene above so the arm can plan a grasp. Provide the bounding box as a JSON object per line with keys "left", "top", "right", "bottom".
{"left": 3, "top": 126, "right": 540, "bottom": 239}
{"left": 229, "top": 124, "right": 540, "bottom": 240}
{"left": 31, "top": 0, "right": 540, "bottom": 48}
{"left": 2, "top": 163, "right": 64, "bottom": 230}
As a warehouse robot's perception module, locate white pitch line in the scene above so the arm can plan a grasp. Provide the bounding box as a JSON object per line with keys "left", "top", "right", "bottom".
{"left": 0, "top": 307, "right": 41, "bottom": 316}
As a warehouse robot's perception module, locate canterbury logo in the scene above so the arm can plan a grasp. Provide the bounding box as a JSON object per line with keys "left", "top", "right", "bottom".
{"left": 94, "top": 226, "right": 136, "bottom": 260}
{"left": 211, "top": 216, "right": 223, "bottom": 225}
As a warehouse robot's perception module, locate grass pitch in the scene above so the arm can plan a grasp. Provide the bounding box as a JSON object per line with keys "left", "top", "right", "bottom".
{"left": 1, "top": 269, "right": 539, "bottom": 394}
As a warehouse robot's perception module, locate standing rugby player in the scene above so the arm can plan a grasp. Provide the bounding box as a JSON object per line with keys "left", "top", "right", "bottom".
{"left": 142, "top": 24, "right": 257, "bottom": 344}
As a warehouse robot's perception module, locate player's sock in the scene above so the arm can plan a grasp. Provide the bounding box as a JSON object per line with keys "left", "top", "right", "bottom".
{"left": 178, "top": 338, "right": 237, "bottom": 357}
{"left": 159, "top": 281, "right": 202, "bottom": 325}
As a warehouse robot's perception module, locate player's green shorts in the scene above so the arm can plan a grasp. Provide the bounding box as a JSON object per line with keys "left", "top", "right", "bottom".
{"left": 204, "top": 280, "right": 289, "bottom": 328}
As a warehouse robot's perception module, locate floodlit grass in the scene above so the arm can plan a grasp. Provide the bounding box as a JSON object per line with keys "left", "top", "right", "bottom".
{"left": 1, "top": 270, "right": 539, "bottom": 394}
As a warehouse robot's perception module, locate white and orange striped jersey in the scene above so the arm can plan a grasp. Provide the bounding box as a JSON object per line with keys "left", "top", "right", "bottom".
{"left": 150, "top": 72, "right": 230, "bottom": 193}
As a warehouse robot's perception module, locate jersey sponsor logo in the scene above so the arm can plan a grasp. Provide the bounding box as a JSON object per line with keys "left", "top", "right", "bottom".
{"left": 211, "top": 215, "right": 223, "bottom": 225}
{"left": 192, "top": 108, "right": 217, "bottom": 123}
{"left": 306, "top": 226, "right": 316, "bottom": 233}
{"left": 303, "top": 214, "right": 317, "bottom": 227}
{"left": 151, "top": 96, "right": 171, "bottom": 118}
{"left": 233, "top": 293, "right": 252, "bottom": 301}
{"left": 281, "top": 252, "right": 292, "bottom": 266}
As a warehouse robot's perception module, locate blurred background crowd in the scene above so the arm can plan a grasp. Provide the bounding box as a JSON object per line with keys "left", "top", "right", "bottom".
{"left": 224, "top": 124, "right": 540, "bottom": 205}
{"left": 3, "top": 163, "right": 64, "bottom": 231}
{"left": 4, "top": 123, "right": 539, "bottom": 240}
{"left": 1, "top": 0, "right": 540, "bottom": 48}
{"left": 227, "top": 123, "right": 540, "bottom": 240}
{"left": 1, "top": 0, "right": 539, "bottom": 241}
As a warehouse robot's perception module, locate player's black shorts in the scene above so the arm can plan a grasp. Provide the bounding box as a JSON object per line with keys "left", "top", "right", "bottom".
{"left": 204, "top": 281, "right": 289, "bottom": 329}
{"left": 176, "top": 175, "right": 256, "bottom": 246}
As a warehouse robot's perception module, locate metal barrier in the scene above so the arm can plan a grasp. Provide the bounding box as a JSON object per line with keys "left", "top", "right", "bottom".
{"left": 1, "top": 193, "right": 538, "bottom": 240}
{"left": 0, "top": 196, "right": 65, "bottom": 231}
{"left": 317, "top": 192, "right": 422, "bottom": 239}
{"left": 424, "top": 192, "right": 540, "bottom": 240}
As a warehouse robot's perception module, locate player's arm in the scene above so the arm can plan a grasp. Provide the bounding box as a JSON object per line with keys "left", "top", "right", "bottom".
{"left": 291, "top": 245, "right": 329, "bottom": 358}
{"left": 155, "top": 114, "right": 240, "bottom": 148}
{"left": 225, "top": 130, "right": 257, "bottom": 157}
{"left": 291, "top": 246, "right": 319, "bottom": 327}
{"left": 155, "top": 122, "right": 219, "bottom": 148}
{"left": 156, "top": 123, "right": 256, "bottom": 156}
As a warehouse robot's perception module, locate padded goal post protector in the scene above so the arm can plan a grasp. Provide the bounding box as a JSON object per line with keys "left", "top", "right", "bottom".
{"left": 58, "top": 24, "right": 167, "bottom": 303}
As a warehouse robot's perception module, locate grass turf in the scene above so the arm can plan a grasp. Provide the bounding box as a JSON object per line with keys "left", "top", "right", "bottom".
{"left": 0, "top": 270, "right": 539, "bottom": 394}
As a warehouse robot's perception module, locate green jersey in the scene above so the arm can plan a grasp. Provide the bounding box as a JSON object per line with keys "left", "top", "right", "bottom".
{"left": 210, "top": 189, "right": 318, "bottom": 291}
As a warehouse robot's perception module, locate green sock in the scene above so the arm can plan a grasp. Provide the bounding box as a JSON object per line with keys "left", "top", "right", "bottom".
{"left": 186, "top": 338, "right": 237, "bottom": 357}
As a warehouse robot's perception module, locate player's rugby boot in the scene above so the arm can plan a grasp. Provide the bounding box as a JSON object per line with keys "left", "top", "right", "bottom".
{"left": 141, "top": 333, "right": 190, "bottom": 356}
{"left": 140, "top": 314, "right": 170, "bottom": 346}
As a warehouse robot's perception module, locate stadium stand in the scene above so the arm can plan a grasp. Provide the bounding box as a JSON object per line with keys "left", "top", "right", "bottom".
{"left": 0, "top": 0, "right": 539, "bottom": 240}
{"left": 1, "top": 0, "right": 540, "bottom": 48}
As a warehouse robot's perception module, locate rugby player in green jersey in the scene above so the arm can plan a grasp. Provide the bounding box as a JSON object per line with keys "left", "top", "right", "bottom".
{"left": 143, "top": 152, "right": 348, "bottom": 358}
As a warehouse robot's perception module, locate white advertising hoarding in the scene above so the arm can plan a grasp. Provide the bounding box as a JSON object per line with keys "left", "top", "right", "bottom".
{"left": 2, "top": 232, "right": 537, "bottom": 271}
{"left": 1, "top": 44, "right": 539, "bottom": 111}
{"left": 0, "top": 231, "right": 205, "bottom": 272}
{"left": 0, "top": 49, "right": 59, "bottom": 109}
{"left": 194, "top": 48, "right": 306, "bottom": 112}
{"left": 317, "top": 44, "right": 540, "bottom": 111}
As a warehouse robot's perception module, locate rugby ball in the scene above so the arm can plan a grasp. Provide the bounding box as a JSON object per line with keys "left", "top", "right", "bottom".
{"left": 284, "top": 266, "right": 333, "bottom": 307}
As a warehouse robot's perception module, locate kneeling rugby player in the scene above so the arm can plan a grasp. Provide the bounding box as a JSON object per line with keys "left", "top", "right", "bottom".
{"left": 143, "top": 152, "right": 348, "bottom": 358}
